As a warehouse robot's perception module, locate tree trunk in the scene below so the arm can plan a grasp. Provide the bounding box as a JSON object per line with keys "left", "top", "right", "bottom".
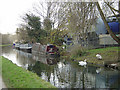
{"left": 96, "top": 2, "right": 120, "bottom": 45}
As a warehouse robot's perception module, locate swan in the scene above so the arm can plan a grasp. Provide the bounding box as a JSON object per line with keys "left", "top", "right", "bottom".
{"left": 62, "top": 46, "right": 65, "bottom": 49}
{"left": 96, "top": 54, "right": 102, "bottom": 60}
{"left": 110, "top": 64, "right": 117, "bottom": 66}
{"left": 96, "top": 68, "right": 102, "bottom": 74}
{"left": 79, "top": 59, "right": 87, "bottom": 66}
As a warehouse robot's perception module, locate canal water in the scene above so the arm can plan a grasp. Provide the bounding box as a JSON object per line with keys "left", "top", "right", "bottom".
{"left": 2, "top": 46, "right": 120, "bottom": 89}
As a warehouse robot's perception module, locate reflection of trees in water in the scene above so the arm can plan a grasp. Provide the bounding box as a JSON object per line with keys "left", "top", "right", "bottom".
{"left": 28, "top": 58, "right": 120, "bottom": 88}
{"left": 103, "top": 71, "right": 120, "bottom": 89}
{"left": 28, "top": 59, "right": 104, "bottom": 88}
{"left": 15, "top": 50, "right": 35, "bottom": 69}
{"left": 2, "top": 46, "right": 13, "bottom": 54}
{"left": 53, "top": 61, "right": 95, "bottom": 88}
{"left": 110, "top": 74, "right": 120, "bottom": 89}
{"left": 28, "top": 61, "right": 55, "bottom": 78}
{"left": 28, "top": 59, "right": 96, "bottom": 88}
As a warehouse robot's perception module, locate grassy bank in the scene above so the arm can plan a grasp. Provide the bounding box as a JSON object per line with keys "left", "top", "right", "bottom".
{"left": 1, "top": 56, "right": 56, "bottom": 88}
{"left": 0, "top": 44, "right": 12, "bottom": 47}
{"left": 70, "top": 47, "right": 120, "bottom": 65}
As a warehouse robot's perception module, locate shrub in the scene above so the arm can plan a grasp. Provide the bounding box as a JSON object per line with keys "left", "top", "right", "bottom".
{"left": 70, "top": 45, "right": 87, "bottom": 59}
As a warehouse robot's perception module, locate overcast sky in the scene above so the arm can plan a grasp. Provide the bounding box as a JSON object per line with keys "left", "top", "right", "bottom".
{"left": 0, "top": 0, "right": 39, "bottom": 34}
{"left": 0, "top": 0, "right": 119, "bottom": 34}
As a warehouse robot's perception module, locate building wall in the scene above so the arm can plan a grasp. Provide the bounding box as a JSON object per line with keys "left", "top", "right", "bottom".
{"left": 99, "top": 34, "right": 120, "bottom": 45}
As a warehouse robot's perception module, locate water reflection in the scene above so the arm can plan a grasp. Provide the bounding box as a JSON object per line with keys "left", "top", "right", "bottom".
{"left": 2, "top": 46, "right": 120, "bottom": 89}
{"left": 32, "top": 52, "right": 59, "bottom": 65}
{"left": 28, "top": 59, "right": 120, "bottom": 88}
{"left": 2, "top": 46, "right": 59, "bottom": 69}
{"left": 2, "top": 47, "right": 35, "bottom": 69}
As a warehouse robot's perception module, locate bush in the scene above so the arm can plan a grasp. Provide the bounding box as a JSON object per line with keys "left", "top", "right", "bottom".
{"left": 70, "top": 45, "right": 87, "bottom": 59}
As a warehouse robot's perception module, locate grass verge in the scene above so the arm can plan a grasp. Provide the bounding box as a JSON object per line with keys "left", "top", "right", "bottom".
{"left": 0, "top": 44, "right": 12, "bottom": 47}
{"left": 1, "top": 56, "right": 56, "bottom": 88}
{"left": 71, "top": 47, "right": 120, "bottom": 65}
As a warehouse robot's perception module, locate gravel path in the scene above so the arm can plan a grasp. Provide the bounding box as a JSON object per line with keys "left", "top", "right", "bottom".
{"left": 0, "top": 75, "right": 7, "bottom": 89}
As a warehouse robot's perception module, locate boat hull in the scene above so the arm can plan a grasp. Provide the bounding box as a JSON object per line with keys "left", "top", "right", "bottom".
{"left": 32, "top": 43, "right": 60, "bottom": 57}
{"left": 14, "top": 43, "right": 32, "bottom": 53}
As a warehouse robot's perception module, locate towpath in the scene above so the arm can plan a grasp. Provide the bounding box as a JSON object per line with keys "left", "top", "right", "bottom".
{"left": 0, "top": 75, "right": 7, "bottom": 89}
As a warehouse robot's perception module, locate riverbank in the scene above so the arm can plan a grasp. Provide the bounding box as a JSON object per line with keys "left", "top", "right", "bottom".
{"left": 0, "top": 44, "right": 12, "bottom": 47}
{"left": 1, "top": 56, "right": 56, "bottom": 88}
{"left": 68, "top": 47, "right": 120, "bottom": 69}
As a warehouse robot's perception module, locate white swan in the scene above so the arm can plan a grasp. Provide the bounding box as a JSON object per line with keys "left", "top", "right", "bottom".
{"left": 79, "top": 59, "right": 87, "bottom": 66}
{"left": 96, "top": 54, "right": 102, "bottom": 60}
{"left": 111, "top": 64, "right": 117, "bottom": 66}
{"left": 96, "top": 68, "right": 102, "bottom": 74}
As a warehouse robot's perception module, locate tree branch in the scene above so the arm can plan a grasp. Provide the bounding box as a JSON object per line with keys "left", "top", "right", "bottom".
{"left": 105, "top": 2, "right": 120, "bottom": 14}
{"left": 105, "top": 2, "right": 120, "bottom": 23}
{"left": 96, "top": 2, "right": 120, "bottom": 45}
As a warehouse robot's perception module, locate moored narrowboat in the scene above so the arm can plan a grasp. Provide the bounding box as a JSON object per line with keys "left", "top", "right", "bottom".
{"left": 13, "top": 43, "right": 32, "bottom": 53}
{"left": 14, "top": 43, "right": 20, "bottom": 50}
{"left": 32, "top": 43, "right": 60, "bottom": 57}
{"left": 46, "top": 44, "right": 59, "bottom": 56}
{"left": 19, "top": 43, "right": 32, "bottom": 53}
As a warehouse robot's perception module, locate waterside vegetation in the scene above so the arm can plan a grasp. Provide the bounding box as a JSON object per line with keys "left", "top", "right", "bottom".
{"left": 1, "top": 56, "right": 56, "bottom": 88}
{"left": 65, "top": 46, "right": 120, "bottom": 68}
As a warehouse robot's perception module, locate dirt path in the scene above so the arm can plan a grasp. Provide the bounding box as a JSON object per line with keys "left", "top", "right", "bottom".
{"left": 0, "top": 75, "right": 7, "bottom": 89}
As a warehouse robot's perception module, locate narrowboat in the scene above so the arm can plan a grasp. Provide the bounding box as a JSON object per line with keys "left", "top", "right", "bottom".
{"left": 32, "top": 43, "right": 60, "bottom": 57}
{"left": 19, "top": 43, "right": 32, "bottom": 53}
{"left": 46, "top": 44, "right": 59, "bottom": 56}
{"left": 14, "top": 43, "right": 20, "bottom": 50}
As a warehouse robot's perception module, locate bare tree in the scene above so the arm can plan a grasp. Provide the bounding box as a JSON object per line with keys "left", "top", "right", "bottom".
{"left": 33, "top": 1, "right": 60, "bottom": 29}
{"left": 56, "top": 2, "right": 97, "bottom": 45}
{"left": 104, "top": 2, "right": 120, "bottom": 23}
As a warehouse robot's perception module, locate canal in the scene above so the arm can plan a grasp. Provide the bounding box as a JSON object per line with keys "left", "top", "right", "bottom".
{"left": 2, "top": 46, "right": 120, "bottom": 89}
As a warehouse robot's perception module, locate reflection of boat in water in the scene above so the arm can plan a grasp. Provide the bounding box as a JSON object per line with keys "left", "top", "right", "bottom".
{"left": 14, "top": 48, "right": 59, "bottom": 67}
{"left": 14, "top": 49, "right": 32, "bottom": 58}
{"left": 32, "top": 52, "right": 59, "bottom": 65}
{"left": 14, "top": 49, "right": 35, "bottom": 69}
{"left": 46, "top": 57, "right": 59, "bottom": 65}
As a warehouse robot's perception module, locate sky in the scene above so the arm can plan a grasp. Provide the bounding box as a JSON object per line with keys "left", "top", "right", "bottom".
{"left": 0, "top": 0, "right": 119, "bottom": 34}
{"left": 0, "top": 0, "right": 39, "bottom": 34}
